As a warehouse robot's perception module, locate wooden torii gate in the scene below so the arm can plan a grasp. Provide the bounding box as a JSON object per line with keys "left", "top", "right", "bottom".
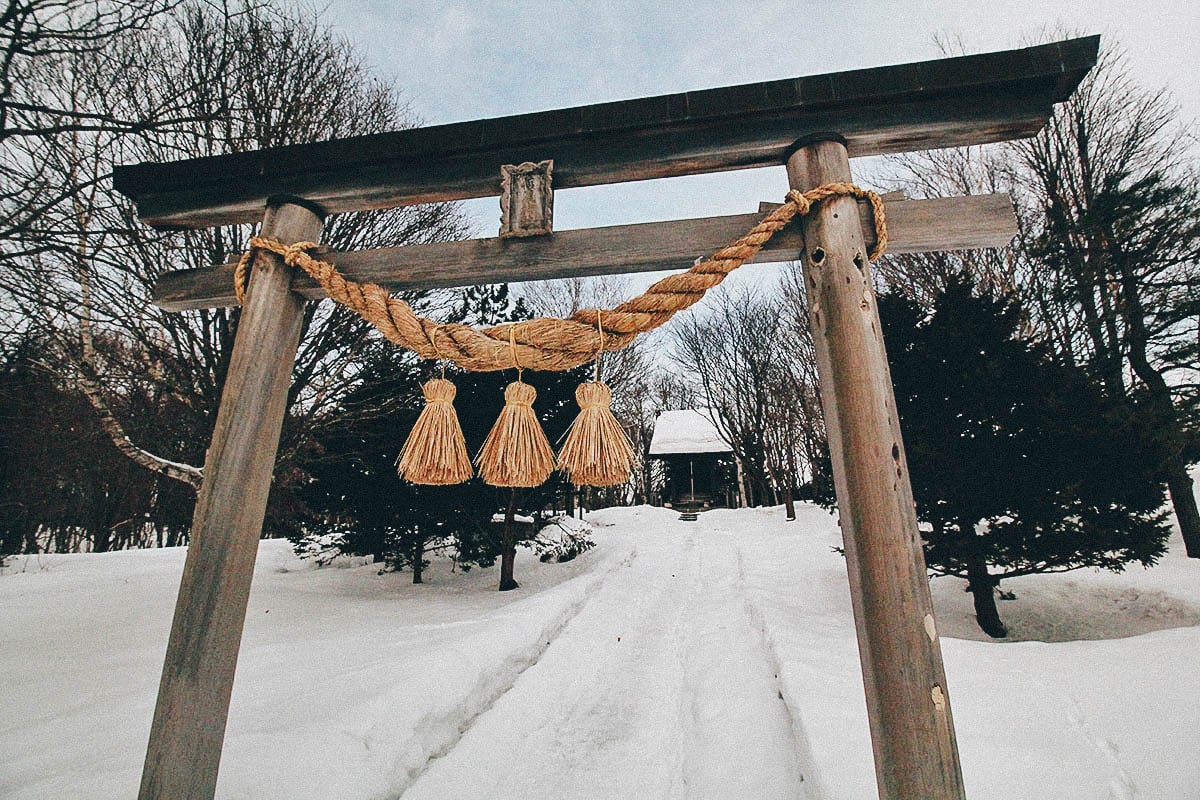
{"left": 114, "top": 36, "right": 1098, "bottom": 800}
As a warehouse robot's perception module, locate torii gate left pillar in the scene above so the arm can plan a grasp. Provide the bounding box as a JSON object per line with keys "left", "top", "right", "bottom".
{"left": 138, "top": 201, "right": 323, "bottom": 800}
{"left": 114, "top": 36, "right": 1099, "bottom": 800}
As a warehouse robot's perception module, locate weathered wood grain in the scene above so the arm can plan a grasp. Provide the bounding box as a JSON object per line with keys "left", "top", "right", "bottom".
{"left": 153, "top": 193, "right": 1015, "bottom": 311}
{"left": 789, "top": 140, "right": 965, "bottom": 798}
{"left": 113, "top": 37, "right": 1097, "bottom": 229}
{"left": 138, "top": 203, "right": 324, "bottom": 800}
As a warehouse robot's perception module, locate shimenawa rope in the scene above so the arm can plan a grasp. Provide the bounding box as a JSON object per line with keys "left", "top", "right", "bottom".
{"left": 233, "top": 182, "right": 886, "bottom": 372}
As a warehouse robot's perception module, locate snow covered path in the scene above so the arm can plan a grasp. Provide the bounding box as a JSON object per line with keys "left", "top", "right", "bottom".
{"left": 402, "top": 524, "right": 811, "bottom": 800}
{"left": 4, "top": 503, "right": 1200, "bottom": 799}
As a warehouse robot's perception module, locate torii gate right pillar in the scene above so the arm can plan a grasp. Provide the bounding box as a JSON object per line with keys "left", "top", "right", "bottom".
{"left": 789, "top": 137, "right": 966, "bottom": 799}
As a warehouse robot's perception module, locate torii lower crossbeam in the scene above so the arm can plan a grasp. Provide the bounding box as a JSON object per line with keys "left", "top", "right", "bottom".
{"left": 152, "top": 193, "right": 1016, "bottom": 311}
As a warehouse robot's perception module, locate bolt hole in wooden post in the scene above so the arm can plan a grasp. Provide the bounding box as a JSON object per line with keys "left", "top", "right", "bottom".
{"left": 811, "top": 246, "right": 826, "bottom": 264}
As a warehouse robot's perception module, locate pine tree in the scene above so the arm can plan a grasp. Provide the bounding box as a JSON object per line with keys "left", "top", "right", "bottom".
{"left": 877, "top": 277, "right": 1171, "bottom": 637}
{"left": 0, "top": 335, "right": 163, "bottom": 555}
{"left": 299, "top": 285, "right": 586, "bottom": 588}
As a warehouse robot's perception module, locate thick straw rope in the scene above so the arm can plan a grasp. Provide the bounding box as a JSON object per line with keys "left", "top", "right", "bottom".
{"left": 234, "top": 182, "right": 886, "bottom": 372}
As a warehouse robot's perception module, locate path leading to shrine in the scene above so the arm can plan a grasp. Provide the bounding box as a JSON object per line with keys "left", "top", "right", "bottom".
{"left": 4, "top": 504, "right": 1200, "bottom": 799}
{"left": 400, "top": 519, "right": 814, "bottom": 800}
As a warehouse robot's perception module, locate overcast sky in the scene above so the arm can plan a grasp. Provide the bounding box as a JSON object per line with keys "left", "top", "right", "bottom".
{"left": 300, "top": 0, "right": 1198, "bottom": 239}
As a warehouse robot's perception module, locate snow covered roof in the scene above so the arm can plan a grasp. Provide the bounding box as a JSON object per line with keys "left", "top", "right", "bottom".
{"left": 648, "top": 410, "right": 732, "bottom": 456}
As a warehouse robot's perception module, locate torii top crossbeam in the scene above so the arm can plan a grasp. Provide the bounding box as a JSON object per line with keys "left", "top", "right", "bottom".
{"left": 114, "top": 36, "right": 1097, "bottom": 229}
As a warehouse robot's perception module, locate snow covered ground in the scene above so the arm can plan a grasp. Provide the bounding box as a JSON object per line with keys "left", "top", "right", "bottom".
{"left": 3, "top": 504, "right": 1198, "bottom": 799}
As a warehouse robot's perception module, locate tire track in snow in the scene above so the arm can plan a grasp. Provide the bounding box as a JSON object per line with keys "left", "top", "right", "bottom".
{"left": 379, "top": 544, "right": 638, "bottom": 799}
{"left": 399, "top": 519, "right": 814, "bottom": 799}
{"left": 731, "top": 540, "right": 829, "bottom": 799}
{"left": 674, "top": 532, "right": 817, "bottom": 799}
{"left": 398, "top": 524, "right": 700, "bottom": 799}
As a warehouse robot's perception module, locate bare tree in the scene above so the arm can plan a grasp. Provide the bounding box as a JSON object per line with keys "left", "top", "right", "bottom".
{"left": 0, "top": 0, "right": 193, "bottom": 140}
{"left": 778, "top": 263, "right": 830, "bottom": 506}
{"left": 0, "top": 0, "right": 250, "bottom": 269}
{"left": 881, "top": 39, "right": 1200, "bottom": 556}
{"left": 875, "top": 148, "right": 1075, "bottom": 352}
{"left": 670, "top": 283, "right": 814, "bottom": 510}
{"left": 1013, "top": 45, "right": 1200, "bottom": 556}
{"left": 2, "top": 2, "right": 468, "bottom": 534}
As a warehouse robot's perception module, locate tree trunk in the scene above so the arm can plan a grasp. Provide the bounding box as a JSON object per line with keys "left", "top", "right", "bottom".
{"left": 735, "top": 456, "right": 748, "bottom": 508}
{"left": 785, "top": 436, "right": 799, "bottom": 520}
{"left": 966, "top": 554, "right": 1007, "bottom": 638}
{"left": 1116, "top": 262, "right": 1200, "bottom": 557}
{"left": 412, "top": 536, "right": 424, "bottom": 584}
{"left": 499, "top": 492, "right": 519, "bottom": 591}
{"left": 1166, "top": 462, "right": 1200, "bottom": 558}
{"left": 644, "top": 458, "right": 655, "bottom": 507}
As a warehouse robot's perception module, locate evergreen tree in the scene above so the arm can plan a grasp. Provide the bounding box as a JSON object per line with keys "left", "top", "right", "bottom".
{"left": 879, "top": 42, "right": 1200, "bottom": 557}
{"left": 0, "top": 335, "right": 163, "bottom": 555}
{"left": 877, "top": 277, "right": 1171, "bottom": 637}
{"left": 299, "top": 285, "right": 587, "bottom": 588}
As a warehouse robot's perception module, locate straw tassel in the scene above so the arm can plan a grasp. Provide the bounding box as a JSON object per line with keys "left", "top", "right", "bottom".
{"left": 557, "top": 381, "right": 635, "bottom": 487}
{"left": 396, "top": 377, "right": 474, "bottom": 485}
{"left": 476, "top": 381, "right": 555, "bottom": 487}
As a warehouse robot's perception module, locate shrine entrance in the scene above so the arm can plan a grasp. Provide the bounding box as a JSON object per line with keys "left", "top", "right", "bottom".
{"left": 113, "top": 36, "right": 1099, "bottom": 800}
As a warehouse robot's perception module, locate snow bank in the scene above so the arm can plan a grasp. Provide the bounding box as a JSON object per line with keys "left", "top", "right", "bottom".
{"left": 0, "top": 536, "right": 636, "bottom": 800}
{"left": 726, "top": 505, "right": 1200, "bottom": 800}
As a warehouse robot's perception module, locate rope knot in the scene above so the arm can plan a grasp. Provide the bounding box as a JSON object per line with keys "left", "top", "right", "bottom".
{"left": 234, "top": 236, "right": 318, "bottom": 304}
{"left": 786, "top": 189, "right": 811, "bottom": 216}
{"left": 575, "top": 381, "right": 612, "bottom": 410}
{"left": 283, "top": 241, "right": 320, "bottom": 267}
{"left": 422, "top": 377, "right": 457, "bottom": 403}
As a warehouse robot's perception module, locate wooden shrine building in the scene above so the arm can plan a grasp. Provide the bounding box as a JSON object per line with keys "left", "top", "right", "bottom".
{"left": 113, "top": 36, "right": 1099, "bottom": 800}
{"left": 649, "top": 410, "right": 736, "bottom": 512}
